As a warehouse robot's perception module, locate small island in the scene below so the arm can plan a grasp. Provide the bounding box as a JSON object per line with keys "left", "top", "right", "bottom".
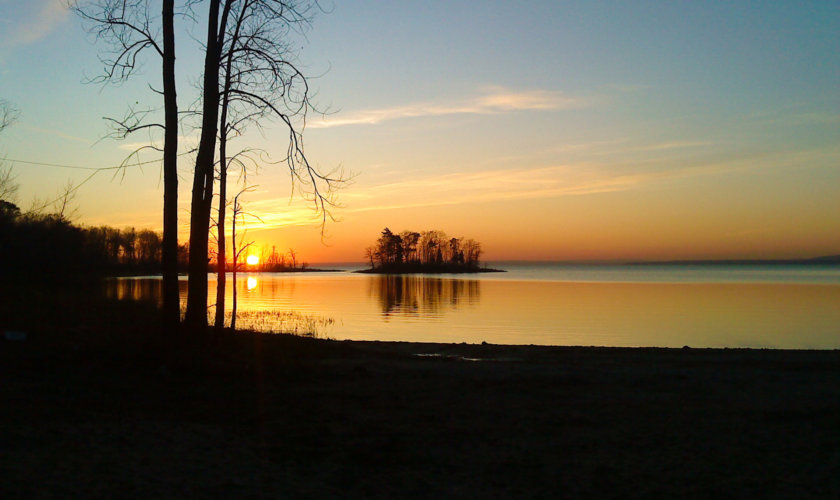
{"left": 359, "top": 228, "right": 504, "bottom": 274}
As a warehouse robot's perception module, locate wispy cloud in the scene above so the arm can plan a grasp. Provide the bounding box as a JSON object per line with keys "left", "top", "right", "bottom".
{"left": 548, "top": 138, "right": 630, "bottom": 154}
{"left": 308, "top": 87, "right": 589, "bottom": 129}
{"left": 630, "top": 141, "right": 714, "bottom": 152}
{"left": 23, "top": 124, "right": 92, "bottom": 144}
{"left": 580, "top": 140, "right": 716, "bottom": 158}
{"left": 336, "top": 147, "right": 839, "bottom": 214}
{"left": 232, "top": 197, "right": 327, "bottom": 231}
{"left": 0, "top": 0, "right": 69, "bottom": 50}
{"left": 140, "top": 145, "right": 839, "bottom": 233}
{"left": 340, "top": 165, "right": 635, "bottom": 212}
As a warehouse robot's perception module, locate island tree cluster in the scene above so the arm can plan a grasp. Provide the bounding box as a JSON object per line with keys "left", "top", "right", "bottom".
{"left": 365, "top": 228, "right": 483, "bottom": 272}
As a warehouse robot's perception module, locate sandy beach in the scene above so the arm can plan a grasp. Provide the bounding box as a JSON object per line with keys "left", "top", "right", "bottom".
{"left": 2, "top": 311, "right": 839, "bottom": 498}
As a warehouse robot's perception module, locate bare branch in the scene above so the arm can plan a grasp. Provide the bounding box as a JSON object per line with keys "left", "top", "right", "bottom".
{"left": 0, "top": 165, "right": 19, "bottom": 202}
{"left": 70, "top": 0, "right": 164, "bottom": 82}
{"left": 0, "top": 99, "right": 20, "bottom": 134}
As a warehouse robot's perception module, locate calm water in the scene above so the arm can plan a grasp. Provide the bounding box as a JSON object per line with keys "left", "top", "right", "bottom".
{"left": 106, "top": 263, "right": 840, "bottom": 349}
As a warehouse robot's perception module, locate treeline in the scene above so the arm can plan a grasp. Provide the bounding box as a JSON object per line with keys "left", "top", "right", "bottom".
{"left": 215, "top": 246, "right": 309, "bottom": 272}
{"left": 0, "top": 200, "right": 187, "bottom": 279}
{"left": 364, "top": 228, "right": 483, "bottom": 272}
{"left": 257, "top": 246, "right": 309, "bottom": 272}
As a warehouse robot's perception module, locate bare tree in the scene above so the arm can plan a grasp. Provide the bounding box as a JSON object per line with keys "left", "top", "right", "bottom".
{"left": 184, "top": 0, "right": 230, "bottom": 330}
{"left": 229, "top": 187, "right": 258, "bottom": 330}
{"left": 0, "top": 166, "right": 18, "bottom": 203}
{"left": 53, "top": 181, "right": 80, "bottom": 222}
{"left": 70, "top": 0, "right": 181, "bottom": 330}
{"left": 186, "top": 0, "right": 344, "bottom": 331}
{"left": 0, "top": 100, "right": 20, "bottom": 204}
{"left": 288, "top": 247, "right": 297, "bottom": 269}
{"left": 0, "top": 100, "right": 20, "bottom": 135}
{"left": 364, "top": 246, "right": 375, "bottom": 269}
{"left": 463, "top": 239, "right": 482, "bottom": 269}
{"left": 214, "top": 148, "right": 259, "bottom": 327}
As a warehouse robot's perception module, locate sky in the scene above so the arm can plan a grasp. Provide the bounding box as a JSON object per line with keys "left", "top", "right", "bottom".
{"left": 0, "top": 0, "right": 838, "bottom": 263}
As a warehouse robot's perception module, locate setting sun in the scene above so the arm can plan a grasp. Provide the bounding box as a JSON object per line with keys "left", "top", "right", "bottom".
{"left": 246, "top": 255, "right": 259, "bottom": 266}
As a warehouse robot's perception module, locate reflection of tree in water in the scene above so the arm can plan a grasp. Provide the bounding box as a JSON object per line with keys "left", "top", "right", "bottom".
{"left": 104, "top": 277, "right": 327, "bottom": 335}
{"left": 370, "top": 276, "right": 480, "bottom": 318}
{"left": 102, "top": 276, "right": 299, "bottom": 311}
{"left": 103, "top": 279, "right": 164, "bottom": 306}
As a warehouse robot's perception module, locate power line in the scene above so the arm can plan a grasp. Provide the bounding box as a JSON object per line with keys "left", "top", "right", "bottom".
{"left": 3, "top": 152, "right": 193, "bottom": 171}
{"left": 4, "top": 151, "right": 195, "bottom": 213}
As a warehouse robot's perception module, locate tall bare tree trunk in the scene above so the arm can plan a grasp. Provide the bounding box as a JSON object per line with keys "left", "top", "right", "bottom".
{"left": 161, "top": 0, "right": 180, "bottom": 331}
{"left": 228, "top": 188, "right": 254, "bottom": 330}
{"left": 230, "top": 205, "right": 237, "bottom": 331}
{"left": 213, "top": 0, "right": 247, "bottom": 331}
{"left": 184, "top": 0, "right": 218, "bottom": 330}
{"left": 213, "top": 123, "right": 228, "bottom": 329}
{"left": 185, "top": 0, "right": 232, "bottom": 332}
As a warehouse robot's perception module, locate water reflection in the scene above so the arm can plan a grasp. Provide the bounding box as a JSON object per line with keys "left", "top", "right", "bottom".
{"left": 103, "top": 276, "right": 327, "bottom": 336}
{"left": 104, "top": 278, "right": 163, "bottom": 306}
{"left": 102, "top": 274, "right": 840, "bottom": 348}
{"left": 370, "top": 275, "right": 480, "bottom": 318}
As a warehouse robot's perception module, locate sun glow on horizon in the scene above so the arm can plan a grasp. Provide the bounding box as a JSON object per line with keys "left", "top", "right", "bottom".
{"left": 246, "top": 255, "right": 259, "bottom": 266}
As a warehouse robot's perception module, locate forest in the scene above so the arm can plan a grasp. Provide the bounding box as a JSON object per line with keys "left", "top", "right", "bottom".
{"left": 363, "top": 228, "right": 493, "bottom": 273}
{"left": 0, "top": 196, "right": 312, "bottom": 279}
{"left": 0, "top": 199, "right": 186, "bottom": 279}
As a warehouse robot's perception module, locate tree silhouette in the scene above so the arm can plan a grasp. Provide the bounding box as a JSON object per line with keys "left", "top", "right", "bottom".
{"left": 366, "top": 228, "right": 485, "bottom": 272}
{"left": 70, "top": 0, "right": 181, "bottom": 330}
{"left": 229, "top": 186, "right": 259, "bottom": 330}
{"left": 0, "top": 99, "right": 19, "bottom": 134}
{"left": 185, "top": 0, "right": 341, "bottom": 332}
{"left": 184, "top": 0, "right": 227, "bottom": 330}
{"left": 0, "top": 100, "right": 20, "bottom": 206}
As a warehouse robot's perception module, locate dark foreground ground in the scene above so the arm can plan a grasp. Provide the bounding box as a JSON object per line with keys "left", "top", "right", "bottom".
{"left": 1, "top": 291, "right": 839, "bottom": 498}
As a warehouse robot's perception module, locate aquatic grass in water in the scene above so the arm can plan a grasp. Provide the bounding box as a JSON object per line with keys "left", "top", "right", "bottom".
{"left": 213, "top": 309, "right": 336, "bottom": 338}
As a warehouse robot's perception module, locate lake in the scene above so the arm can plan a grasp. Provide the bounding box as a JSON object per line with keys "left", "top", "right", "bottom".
{"left": 106, "top": 263, "right": 840, "bottom": 349}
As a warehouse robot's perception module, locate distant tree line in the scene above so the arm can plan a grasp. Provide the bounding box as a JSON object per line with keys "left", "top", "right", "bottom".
{"left": 259, "top": 246, "right": 309, "bottom": 272}
{"left": 0, "top": 192, "right": 318, "bottom": 281}
{"left": 212, "top": 245, "right": 309, "bottom": 272}
{"left": 0, "top": 200, "right": 187, "bottom": 280}
{"left": 364, "top": 228, "right": 483, "bottom": 272}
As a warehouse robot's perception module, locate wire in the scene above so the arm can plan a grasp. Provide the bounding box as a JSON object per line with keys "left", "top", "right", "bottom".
{"left": 6, "top": 151, "right": 195, "bottom": 213}
{"left": 3, "top": 152, "right": 193, "bottom": 171}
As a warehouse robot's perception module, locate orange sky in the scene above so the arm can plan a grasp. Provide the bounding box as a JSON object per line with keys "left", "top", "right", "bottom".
{"left": 2, "top": 1, "right": 838, "bottom": 263}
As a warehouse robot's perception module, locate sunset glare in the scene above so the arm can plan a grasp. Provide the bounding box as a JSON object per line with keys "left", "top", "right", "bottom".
{"left": 246, "top": 255, "right": 259, "bottom": 266}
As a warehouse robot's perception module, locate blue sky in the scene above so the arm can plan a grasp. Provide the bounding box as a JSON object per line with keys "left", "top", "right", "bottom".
{"left": 1, "top": 0, "right": 838, "bottom": 261}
